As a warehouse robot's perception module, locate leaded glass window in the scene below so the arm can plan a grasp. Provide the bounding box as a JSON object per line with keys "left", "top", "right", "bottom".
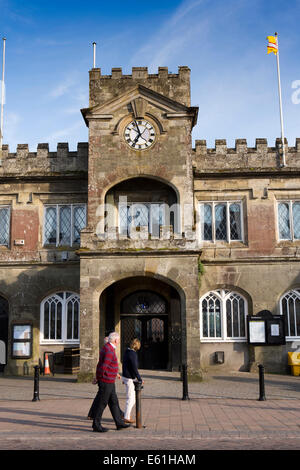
{"left": 0, "top": 207, "right": 10, "bottom": 246}
{"left": 200, "top": 202, "right": 243, "bottom": 243}
{"left": 121, "top": 291, "right": 167, "bottom": 315}
{"left": 118, "top": 203, "right": 165, "bottom": 237}
{"left": 200, "top": 289, "right": 247, "bottom": 341}
{"left": 278, "top": 201, "right": 300, "bottom": 241}
{"left": 40, "top": 292, "right": 80, "bottom": 343}
{"left": 44, "top": 204, "right": 86, "bottom": 246}
{"left": 280, "top": 289, "right": 300, "bottom": 338}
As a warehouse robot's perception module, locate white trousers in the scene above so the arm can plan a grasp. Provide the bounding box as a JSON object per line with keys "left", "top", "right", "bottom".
{"left": 122, "top": 377, "right": 136, "bottom": 420}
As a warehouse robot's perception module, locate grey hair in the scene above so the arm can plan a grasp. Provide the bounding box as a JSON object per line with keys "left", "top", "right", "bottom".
{"left": 108, "top": 332, "right": 120, "bottom": 343}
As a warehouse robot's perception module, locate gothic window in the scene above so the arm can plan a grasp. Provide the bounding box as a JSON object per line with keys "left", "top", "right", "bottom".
{"left": 40, "top": 292, "right": 80, "bottom": 343}
{"left": 0, "top": 207, "right": 10, "bottom": 246}
{"left": 44, "top": 204, "right": 86, "bottom": 247}
{"left": 280, "top": 289, "right": 300, "bottom": 339}
{"left": 200, "top": 289, "right": 247, "bottom": 341}
{"left": 278, "top": 201, "right": 300, "bottom": 241}
{"left": 199, "top": 202, "right": 242, "bottom": 243}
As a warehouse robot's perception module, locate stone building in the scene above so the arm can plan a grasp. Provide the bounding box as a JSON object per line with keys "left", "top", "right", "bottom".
{"left": 0, "top": 65, "right": 299, "bottom": 379}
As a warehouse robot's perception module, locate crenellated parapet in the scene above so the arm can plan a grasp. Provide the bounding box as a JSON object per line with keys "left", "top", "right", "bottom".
{"left": 193, "top": 138, "right": 300, "bottom": 172}
{"left": 89, "top": 66, "right": 191, "bottom": 108}
{"left": 0, "top": 142, "right": 88, "bottom": 177}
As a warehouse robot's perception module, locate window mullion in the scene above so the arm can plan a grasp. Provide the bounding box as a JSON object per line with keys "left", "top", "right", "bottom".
{"left": 226, "top": 202, "right": 230, "bottom": 242}
{"left": 71, "top": 205, "right": 74, "bottom": 247}
{"left": 212, "top": 203, "right": 216, "bottom": 243}
{"left": 240, "top": 202, "right": 244, "bottom": 242}
{"left": 72, "top": 301, "right": 75, "bottom": 340}
{"left": 56, "top": 205, "right": 59, "bottom": 247}
{"left": 290, "top": 201, "right": 294, "bottom": 241}
{"left": 55, "top": 301, "right": 57, "bottom": 340}
{"left": 62, "top": 295, "right": 66, "bottom": 342}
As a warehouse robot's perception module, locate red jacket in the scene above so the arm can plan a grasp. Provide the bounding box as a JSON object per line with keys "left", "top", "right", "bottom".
{"left": 96, "top": 342, "right": 119, "bottom": 383}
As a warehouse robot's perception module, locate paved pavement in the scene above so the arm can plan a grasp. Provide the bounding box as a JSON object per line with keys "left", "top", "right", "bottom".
{"left": 0, "top": 369, "right": 299, "bottom": 455}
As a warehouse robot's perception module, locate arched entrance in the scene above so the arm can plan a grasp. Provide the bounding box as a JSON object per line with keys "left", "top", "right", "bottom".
{"left": 0, "top": 296, "right": 9, "bottom": 373}
{"left": 99, "top": 276, "right": 182, "bottom": 371}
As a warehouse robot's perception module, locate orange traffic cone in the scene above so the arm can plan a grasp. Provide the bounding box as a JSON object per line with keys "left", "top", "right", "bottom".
{"left": 44, "top": 353, "right": 51, "bottom": 375}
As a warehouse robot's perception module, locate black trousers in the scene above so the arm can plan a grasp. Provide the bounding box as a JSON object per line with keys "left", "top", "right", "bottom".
{"left": 88, "top": 385, "right": 123, "bottom": 419}
{"left": 92, "top": 381, "right": 123, "bottom": 429}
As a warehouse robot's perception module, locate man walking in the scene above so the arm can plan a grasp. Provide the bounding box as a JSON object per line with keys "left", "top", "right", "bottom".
{"left": 92, "top": 331, "right": 130, "bottom": 433}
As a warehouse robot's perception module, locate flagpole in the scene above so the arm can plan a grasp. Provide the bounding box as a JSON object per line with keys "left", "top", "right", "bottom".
{"left": 0, "top": 37, "right": 6, "bottom": 159}
{"left": 92, "top": 42, "right": 96, "bottom": 68}
{"left": 275, "top": 32, "right": 286, "bottom": 167}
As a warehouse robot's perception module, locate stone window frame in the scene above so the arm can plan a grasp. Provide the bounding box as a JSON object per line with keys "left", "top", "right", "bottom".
{"left": 40, "top": 291, "right": 80, "bottom": 345}
{"left": 276, "top": 199, "right": 300, "bottom": 242}
{"left": 42, "top": 203, "right": 87, "bottom": 248}
{"left": 279, "top": 289, "right": 300, "bottom": 340}
{"left": 197, "top": 200, "right": 244, "bottom": 244}
{"left": 199, "top": 289, "right": 248, "bottom": 342}
{"left": 0, "top": 205, "right": 11, "bottom": 247}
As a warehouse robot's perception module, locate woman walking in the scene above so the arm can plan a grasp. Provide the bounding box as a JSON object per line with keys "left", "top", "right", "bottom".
{"left": 122, "top": 338, "right": 143, "bottom": 424}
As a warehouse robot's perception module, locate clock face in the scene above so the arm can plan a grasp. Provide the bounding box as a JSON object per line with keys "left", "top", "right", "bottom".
{"left": 124, "top": 120, "right": 156, "bottom": 150}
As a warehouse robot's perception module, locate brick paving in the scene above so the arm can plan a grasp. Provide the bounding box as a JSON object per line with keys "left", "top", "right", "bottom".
{"left": 0, "top": 370, "right": 299, "bottom": 452}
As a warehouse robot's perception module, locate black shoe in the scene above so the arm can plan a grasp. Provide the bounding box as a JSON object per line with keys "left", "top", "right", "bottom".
{"left": 93, "top": 426, "right": 109, "bottom": 433}
{"left": 116, "top": 423, "right": 131, "bottom": 430}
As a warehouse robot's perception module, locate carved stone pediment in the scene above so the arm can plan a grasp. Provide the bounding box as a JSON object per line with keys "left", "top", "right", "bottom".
{"left": 81, "top": 84, "right": 198, "bottom": 128}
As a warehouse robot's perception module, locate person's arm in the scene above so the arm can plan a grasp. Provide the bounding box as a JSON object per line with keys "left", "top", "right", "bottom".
{"left": 96, "top": 346, "right": 110, "bottom": 381}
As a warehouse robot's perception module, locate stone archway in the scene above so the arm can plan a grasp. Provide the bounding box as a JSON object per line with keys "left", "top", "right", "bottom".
{"left": 100, "top": 276, "right": 182, "bottom": 371}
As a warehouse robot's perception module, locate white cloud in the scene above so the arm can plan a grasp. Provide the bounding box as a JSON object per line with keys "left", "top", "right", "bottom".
{"left": 130, "top": 0, "right": 207, "bottom": 70}
{"left": 45, "top": 121, "right": 83, "bottom": 142}
{"left": 2, "top": 111, "right": 21, "bottom": 150}
{"left": 49, "top": 77, "right": 75, "bottom": 99}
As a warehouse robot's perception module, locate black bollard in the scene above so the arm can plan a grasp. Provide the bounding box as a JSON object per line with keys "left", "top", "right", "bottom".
{"left": 258, "top": 364, "right": 266, "bottom": 401}
{"left": 134, "top": 381, "right": 143, "bottom": 428}
{"left": 32, "top": 365, "right": 40, "bottom": 402}
{"left": 182, "top": 363, "right": 189, "bottom": 401}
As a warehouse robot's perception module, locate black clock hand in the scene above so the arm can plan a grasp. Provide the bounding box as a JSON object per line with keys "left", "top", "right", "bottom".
{"left": 134, "top": 120, "right": 141, "bottom": 136}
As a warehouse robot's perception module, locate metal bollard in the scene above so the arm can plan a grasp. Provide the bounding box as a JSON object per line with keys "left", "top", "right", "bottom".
{"left": 134, "top": 381, "right": 143, "bottom": 428}
{"left": 32, "top": 365, "right": 40, "bottom": 402}
{"left": 258, "top": 364, "right": 266, "bottom": 401}
{"left": 182, "top": 363, "right": 189, "bottom": 401}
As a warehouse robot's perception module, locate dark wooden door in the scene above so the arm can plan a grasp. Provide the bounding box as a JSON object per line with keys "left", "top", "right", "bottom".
{"left": 121, "top": 315, "right": 168, "bottom": 370}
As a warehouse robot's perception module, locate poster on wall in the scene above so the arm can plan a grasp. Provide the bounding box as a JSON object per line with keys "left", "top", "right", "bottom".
{"left": 13, "top": 325, "right": 31, "bottom": 340}
{"left": 12, "top": 342, "right": 31, "bottom": 357}
{"left": 248, "top": 320, "right": 266, "bottom": 345}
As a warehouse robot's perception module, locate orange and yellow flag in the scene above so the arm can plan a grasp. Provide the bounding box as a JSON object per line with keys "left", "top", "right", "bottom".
{"left": 267, "top": 35, "right": 278, "bottom": 54}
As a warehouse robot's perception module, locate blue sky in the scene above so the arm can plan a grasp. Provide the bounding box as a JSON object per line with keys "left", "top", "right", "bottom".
{"left": 0, "top": 0, "right": 300, "bottom": 151}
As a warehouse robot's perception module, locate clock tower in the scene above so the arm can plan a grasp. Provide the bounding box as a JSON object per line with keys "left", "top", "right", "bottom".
{"left": 78, "top": 66, "right": 201, "bottom": 381}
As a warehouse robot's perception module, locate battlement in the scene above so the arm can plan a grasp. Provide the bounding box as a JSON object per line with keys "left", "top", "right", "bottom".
{"left": 0, "top": 142, "right": 88, "bottom": 177}
{"left": 89, "top": 66, "right": 190, "bottom": 80}
{"left": 89, "top": 66, "right": 191, "bottom": 107}
{"left": 193, "top": 138, "right": 300, "bottom": 172}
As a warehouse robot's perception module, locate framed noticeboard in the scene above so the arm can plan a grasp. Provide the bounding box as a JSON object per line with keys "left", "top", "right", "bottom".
{"left": 11, "top": 324, "right": 32, "bottom": 359}
{"left": 247, "top": 312, "right": 286, "bottom": 346}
